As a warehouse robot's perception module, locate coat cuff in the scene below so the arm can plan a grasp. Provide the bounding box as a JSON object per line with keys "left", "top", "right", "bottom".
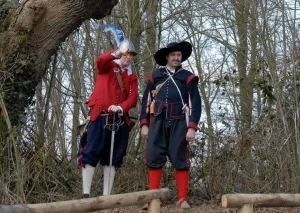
{"left": 140, "top": 119, "right": 149, "bottom": 127}
{"left": 188, "top": 122, "right": 198, "bottom": 130}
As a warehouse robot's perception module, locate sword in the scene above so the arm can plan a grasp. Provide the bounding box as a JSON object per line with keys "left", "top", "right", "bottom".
{"left": 108, "top": 113, "right": 117, "bottom": 195}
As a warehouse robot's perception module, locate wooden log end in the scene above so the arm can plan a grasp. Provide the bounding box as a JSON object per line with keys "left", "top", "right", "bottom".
{"left": 222, "top": 195, "right": 228, "bottom": 208}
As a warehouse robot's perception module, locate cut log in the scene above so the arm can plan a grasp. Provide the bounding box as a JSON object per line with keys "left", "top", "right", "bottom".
{"left": 148, "top": 199, "right": 160, "bottom": 213}
{"left": 239, "top": 204, "right": 254, "bottom": 213}
{"left": 222, "top": 194, "right": 300, "bottom": 208}
{"left": 0, "top": 188, "right": 169, "bottom": 213}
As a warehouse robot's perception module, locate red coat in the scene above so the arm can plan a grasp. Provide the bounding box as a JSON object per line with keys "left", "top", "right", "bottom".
{"left": 87, "top": 51, "right": 138, "bottom": 127}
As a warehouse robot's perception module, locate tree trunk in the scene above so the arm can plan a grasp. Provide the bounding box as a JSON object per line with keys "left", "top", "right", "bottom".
{"left": 143, "top": 0, "right": 158, "bottom": 84}
{"left": 232, "top": 0, "right": 251, "bottom": 132}
{"left": 0, "top": 0, "right": 118, "bottom": 126}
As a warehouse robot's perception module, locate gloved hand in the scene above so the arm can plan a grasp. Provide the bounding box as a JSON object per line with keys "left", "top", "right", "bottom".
{"left": 77, "top": 154, "right": 86, "bottom": 168}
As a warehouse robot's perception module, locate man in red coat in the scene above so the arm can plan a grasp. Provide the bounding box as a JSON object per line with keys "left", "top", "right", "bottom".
{"left": 77, "top": 39, "right": 138, "bottom": 197}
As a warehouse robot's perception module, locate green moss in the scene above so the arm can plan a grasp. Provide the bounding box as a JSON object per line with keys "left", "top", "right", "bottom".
{"left": 1, "top": 13, "right": 12, "bottom": 31}
{"left": 0, "top": 2, "right": 15, "bottom": 33}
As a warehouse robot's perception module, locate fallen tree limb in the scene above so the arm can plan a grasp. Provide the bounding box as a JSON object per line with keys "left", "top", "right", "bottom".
{"left": 0, "top": 188, "right": 170, "bottom": 213}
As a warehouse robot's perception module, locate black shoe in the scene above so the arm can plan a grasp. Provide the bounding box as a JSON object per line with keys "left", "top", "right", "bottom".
{"left": 141, "top": 203, "right": 148, "bottom": 210}
{"left": 82, "top": 194, "right": 90, "bottom": 198}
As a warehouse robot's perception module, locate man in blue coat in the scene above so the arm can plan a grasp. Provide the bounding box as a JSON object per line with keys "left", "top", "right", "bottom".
{"left": 140, "top": 41, "right": 201, "bottom": 209}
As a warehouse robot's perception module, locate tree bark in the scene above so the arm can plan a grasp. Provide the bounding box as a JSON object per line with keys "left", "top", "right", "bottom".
{"left": 0, "top": 0, "right": 118, "bottom": 126}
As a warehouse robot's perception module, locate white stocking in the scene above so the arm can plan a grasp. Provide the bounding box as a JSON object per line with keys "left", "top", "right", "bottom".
{"left": 82, "top": 164, "right": 95, "bottom": 195}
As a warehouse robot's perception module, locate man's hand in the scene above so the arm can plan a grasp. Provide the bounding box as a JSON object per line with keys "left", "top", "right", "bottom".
{"left": 141, "top": 125, "right": 149, "bottom": 139}
{"left": 108, "top": 105, "right": 121, "bottom": 113}
{"left": 114, "top": 50, "right": 122, "bottom": 58}
{"left": 186, "top": 128, "right": 196, "bottom": 142}
{"left": 115, "top": 45, "right": 129, "bottom": 58}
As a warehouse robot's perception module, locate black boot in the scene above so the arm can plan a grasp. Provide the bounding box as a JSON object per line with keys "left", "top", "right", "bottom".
{"left": 82, "top": 194, "right": 90, "bottom": 198}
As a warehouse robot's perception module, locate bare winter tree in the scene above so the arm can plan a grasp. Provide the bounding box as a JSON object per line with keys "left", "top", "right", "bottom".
{"left": 0, "top": 0, "right": 117, "bottom": 127}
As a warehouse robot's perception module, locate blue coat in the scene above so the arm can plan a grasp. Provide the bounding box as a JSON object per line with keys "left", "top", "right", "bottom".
{"left": 140, "top": 66, "right": 201, "bottom": 130}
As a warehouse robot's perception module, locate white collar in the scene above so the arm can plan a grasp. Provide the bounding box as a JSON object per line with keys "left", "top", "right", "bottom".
{"left": 166, "top": 65, "right": 176, "bottom": 73}
{"left": 113, "top": 59, "right": 132, "bottom": 75}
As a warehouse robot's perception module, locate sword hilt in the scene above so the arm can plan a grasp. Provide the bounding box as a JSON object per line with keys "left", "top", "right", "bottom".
{"left": 111, "top": 113, "right": 117, "bottom": 131}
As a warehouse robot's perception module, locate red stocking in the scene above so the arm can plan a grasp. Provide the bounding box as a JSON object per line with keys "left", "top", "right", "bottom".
{"left": 176, "top": 170, "right": 189, "bottom": 200}
{"left": 149, "top": 168, "right": 163, "bottom": 190}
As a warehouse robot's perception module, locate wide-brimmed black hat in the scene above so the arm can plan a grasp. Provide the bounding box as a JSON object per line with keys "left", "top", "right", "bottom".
{"left": 154, "top": 41, "right": 192, "bottom": 66}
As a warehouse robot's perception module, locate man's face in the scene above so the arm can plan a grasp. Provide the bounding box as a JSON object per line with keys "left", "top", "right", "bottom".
{"left": 120, "top": 52, "right": 134, "bottom": 67}
{"left": 166, "top": 51, "right": 182, "bottom": 67}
